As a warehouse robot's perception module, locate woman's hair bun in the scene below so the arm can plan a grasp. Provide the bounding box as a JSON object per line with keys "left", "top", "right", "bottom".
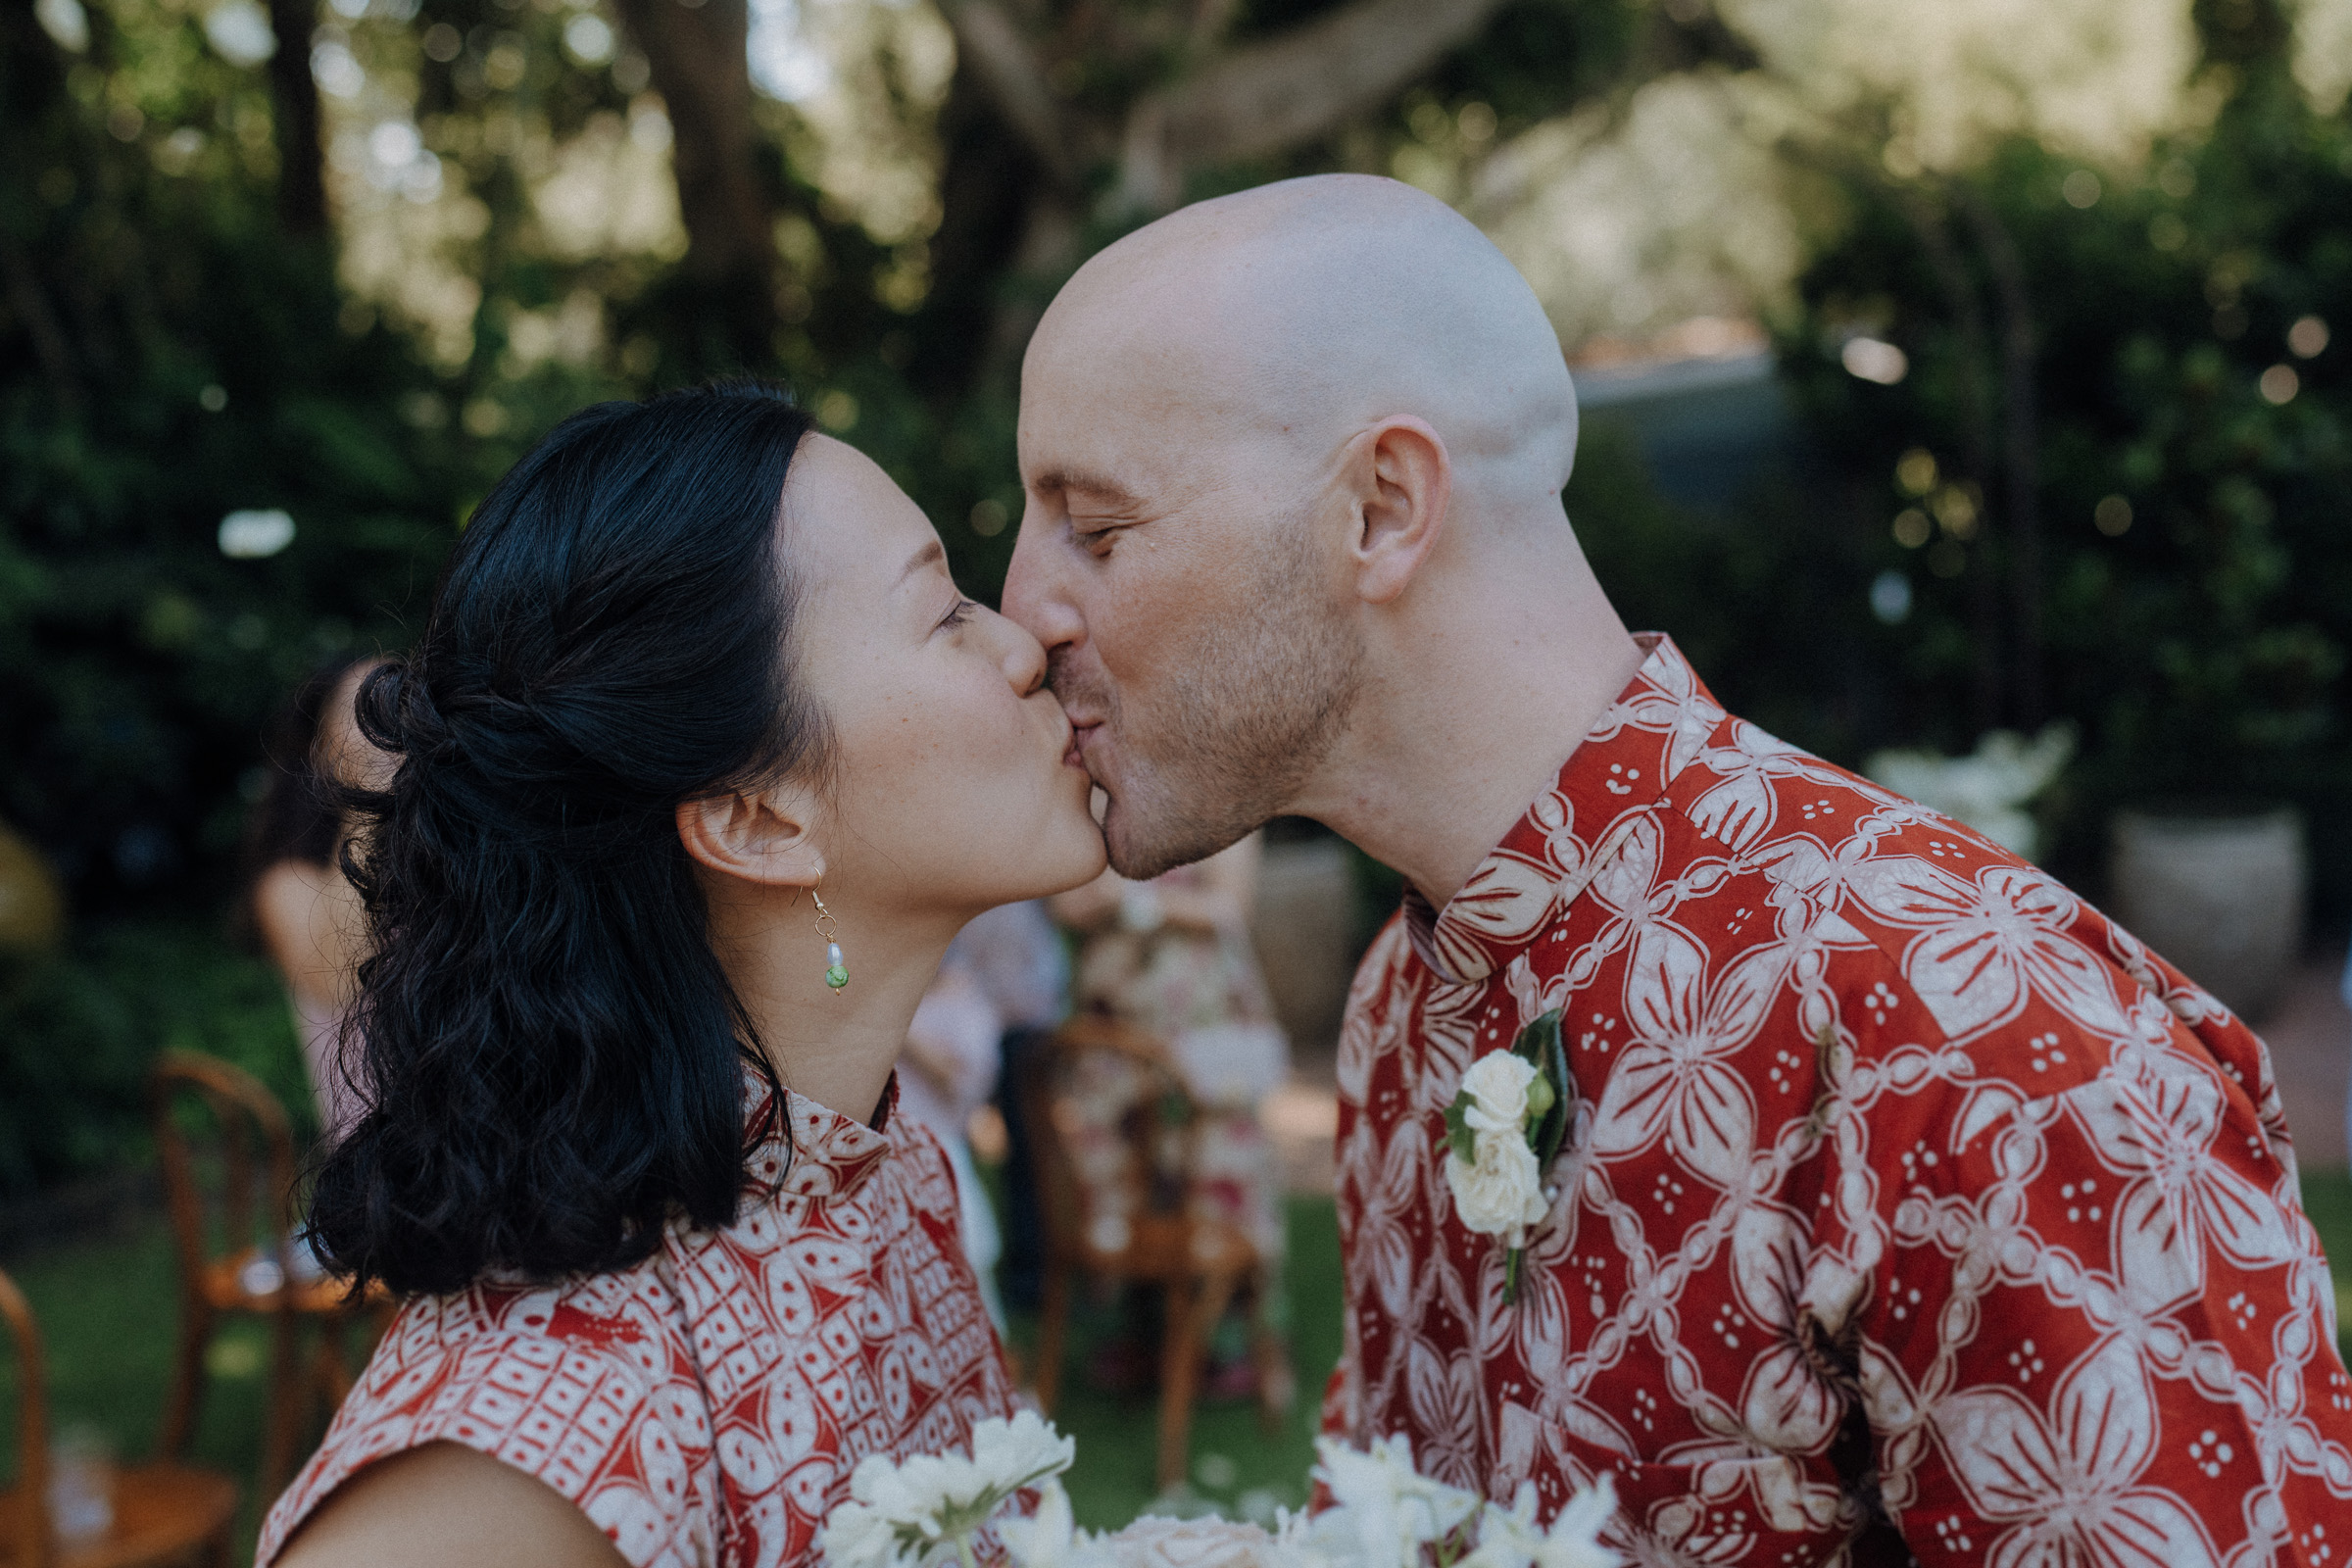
{"left": 353, "top": 659, "right": 446, "bottom": 762}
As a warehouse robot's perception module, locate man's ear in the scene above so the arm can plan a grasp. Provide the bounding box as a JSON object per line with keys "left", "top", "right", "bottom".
{"left": 1346, "top": 417, "right": 1450, "bottom": 606}
{"left": 676, "top": 785, "right": 825, "bottom": 892}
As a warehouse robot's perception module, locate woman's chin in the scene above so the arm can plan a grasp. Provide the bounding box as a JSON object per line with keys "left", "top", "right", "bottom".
{"left": 950, "top": 809, "right": 1106, "bottom": 911}
{"left": 1054, "top": 812, "right": 1111, "bottom": 890}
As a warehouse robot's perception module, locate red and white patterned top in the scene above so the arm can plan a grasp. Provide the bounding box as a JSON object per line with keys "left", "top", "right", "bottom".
{"left": 1321, "top": 634, "right": 2352, "bottom": 1564}
{"left": 259, "top": 1083, "right": 1019, "bottom": 1568}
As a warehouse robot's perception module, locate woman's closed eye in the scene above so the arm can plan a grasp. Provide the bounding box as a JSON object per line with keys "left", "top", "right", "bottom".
{"left": 938, "top": 597, "right": 980, "bottom": 632}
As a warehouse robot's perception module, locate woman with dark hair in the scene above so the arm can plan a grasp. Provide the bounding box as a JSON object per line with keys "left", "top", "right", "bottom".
{"left": 261, "top": 382, "right": 1105, "bottom": 1568}
{"left": 246, "top": 655, "right": 388, "bottom": 1140}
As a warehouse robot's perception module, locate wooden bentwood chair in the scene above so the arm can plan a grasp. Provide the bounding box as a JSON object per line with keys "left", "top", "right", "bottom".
{"left": 1022, "top": 1015, "right": 1292, "bottom": 1491}
{"left": 0, "top": 1264, "right": 237, "bottom": 1568}
{"left": 149, "top": 1052, "right": 379, "bottom": 1501}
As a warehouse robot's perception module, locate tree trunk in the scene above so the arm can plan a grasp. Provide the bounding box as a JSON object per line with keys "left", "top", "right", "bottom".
{"left": 3, "top": 0, "right": 83, "bottom": 401}
{"left": 612, "top": 0, "right": 777, "bottom": 369}
{"left": 1893, "top": 183, "right": 2004, "bottom": 733}
{"left": 1961, "top": 193, "right": 2043, "bottom": 729}
{"left": 264, "top": 0, "right": 327, "bottom": 235}
{"left": 908, "top": 69, "right": 1051, "bottom": 401}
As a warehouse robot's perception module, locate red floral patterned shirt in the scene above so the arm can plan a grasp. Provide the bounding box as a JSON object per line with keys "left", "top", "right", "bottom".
{"left": 260, "top": 1084, "right": 1018, "bottom": 1568}
{"left": 1321, "top": 634, "right": 2352, "bottom": 1564}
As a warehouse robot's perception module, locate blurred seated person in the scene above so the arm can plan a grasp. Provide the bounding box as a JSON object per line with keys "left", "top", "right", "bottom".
{"left": 902, "top": 949, "right": 1009, "bottom": 1327}
{"left": 1051, "top": 833, "right": 1289, "bottom": 1391}
{"left": 958, "top": 900, "right": 1072, "bottom": 1311}
{"left": 245, "top": 656, "right": 389, "bottom": 1143}
{"left": 901, "top": 902, "right": 1074, "bottom": 1327}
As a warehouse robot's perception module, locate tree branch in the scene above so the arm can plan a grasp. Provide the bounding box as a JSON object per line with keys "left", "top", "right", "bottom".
{"left": 931, "top": 0, "right": 1081, "bottom": 188}
{"left": 1957, "top": 186, "right": 2044, "bottom": 728}
{"left": 1146, "top": 0, "right": 1512, "bottom": 173}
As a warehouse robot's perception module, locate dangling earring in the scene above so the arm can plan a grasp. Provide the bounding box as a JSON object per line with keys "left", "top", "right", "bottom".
{"left": 810, "top": 878, "right": 848, "bottom": 995}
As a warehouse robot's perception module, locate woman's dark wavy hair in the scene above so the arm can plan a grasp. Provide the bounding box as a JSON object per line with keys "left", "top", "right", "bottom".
{"left": 309, "top": 380, "right": 824, "bottom": 1296}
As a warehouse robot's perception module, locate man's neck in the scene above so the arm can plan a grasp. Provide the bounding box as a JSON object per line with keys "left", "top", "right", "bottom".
{"left": 1292, "top": 547, "right": 1644, "bottom": 909}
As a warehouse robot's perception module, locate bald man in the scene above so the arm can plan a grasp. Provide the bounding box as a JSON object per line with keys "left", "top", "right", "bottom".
{"left": 1004, "top": 175, "right": 2352, "bottom": 1560}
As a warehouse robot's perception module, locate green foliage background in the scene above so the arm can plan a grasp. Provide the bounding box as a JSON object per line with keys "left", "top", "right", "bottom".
{"left": 4, "top": 0, "right": 2352, "bottom": 1197}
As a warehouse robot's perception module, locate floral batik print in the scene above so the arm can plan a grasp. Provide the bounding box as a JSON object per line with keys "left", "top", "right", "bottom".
{"left": 259, "top": 1082, "right": 1020, "bottom": 1568}
{"left": 1322, "top": 633, "right": 2352, "bottom": 1565}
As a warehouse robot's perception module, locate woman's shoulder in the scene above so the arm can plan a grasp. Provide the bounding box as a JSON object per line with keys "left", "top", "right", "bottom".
{"left": 258, "top": 1272, "right": 713, "bottom": 1567}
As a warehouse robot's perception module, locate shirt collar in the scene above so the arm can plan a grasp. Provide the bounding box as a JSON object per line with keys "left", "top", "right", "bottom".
{"left": 742, "top": 1070, "right": 900, "bottom": 1203}
{"left": 1401, "top": 633, "right": 1726, "bottom": 986}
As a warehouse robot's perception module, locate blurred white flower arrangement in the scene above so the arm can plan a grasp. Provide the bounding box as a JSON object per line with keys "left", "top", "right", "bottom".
{"left": 821, "top": 1411, "right": 1077, "bottom": 1568}
{"left": 819, "top": 1423, "right": 1618, "bottom": 1568}
{"left": 1864, "top": 721, "right": 2076, "bottom": 861}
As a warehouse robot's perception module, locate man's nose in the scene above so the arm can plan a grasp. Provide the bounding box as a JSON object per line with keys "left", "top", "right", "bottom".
{"left": 1002, "top": 513, "right": 1081, "bottom": 655}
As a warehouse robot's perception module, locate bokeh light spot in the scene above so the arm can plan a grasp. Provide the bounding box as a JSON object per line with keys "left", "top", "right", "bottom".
{"left": 1841, "top": 337, "right": 1908, "bottom": 384}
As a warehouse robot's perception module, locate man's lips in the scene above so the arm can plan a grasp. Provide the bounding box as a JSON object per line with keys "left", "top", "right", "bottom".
{"left": 1064, "top": 718, "right": 1102, "bottom": 771}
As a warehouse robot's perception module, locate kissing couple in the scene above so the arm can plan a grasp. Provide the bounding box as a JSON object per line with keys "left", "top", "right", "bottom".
{"left": 265, "top": 176, "right": 2351, "bottom": 1568}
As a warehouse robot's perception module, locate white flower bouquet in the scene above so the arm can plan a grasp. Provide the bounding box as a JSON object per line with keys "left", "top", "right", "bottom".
{"left": 821, "top": 1411, "right": 1076, "bottom": 1568}
{"left": 817, "top": 1420, "right": 1617, "bottom": 1568}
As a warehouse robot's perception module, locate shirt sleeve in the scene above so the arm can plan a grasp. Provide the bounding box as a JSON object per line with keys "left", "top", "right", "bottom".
{"left": 258, "top": 1296, "right": 716, "bottom": 1568}
{"left": 1844, "top": 1006, "right": 2352, "bottom": 1556}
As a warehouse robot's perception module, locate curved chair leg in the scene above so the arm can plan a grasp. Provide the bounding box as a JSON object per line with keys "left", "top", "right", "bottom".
{"left": 1156, "top": 1268, "right": 1239, "bottom": 1493}
{"left": 263, "top": 1305, "right": 303, "bottom": 1498}
{"left": 1248, "top": 1265, "right": 1296, "bottom": 1432}
{"left": 158, "top": 1298, "right": 213, "bottom": 1459}
{"left": 1033, "top": 1264, "right": 1070, "bottom": 1414}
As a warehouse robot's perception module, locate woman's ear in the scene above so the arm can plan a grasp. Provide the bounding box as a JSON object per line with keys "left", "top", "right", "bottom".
{"left": 1346, "top": 416, "right": 1451, "bottom": 606}
{"left": 676, "top": 785, "right": 825, "bottom": 891}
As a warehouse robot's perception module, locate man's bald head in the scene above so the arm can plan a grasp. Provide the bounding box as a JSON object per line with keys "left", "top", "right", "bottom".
{"left": 1006, "top": 176, "right": 1592, "bottom": 879}
{"left": 1026, "top": 174, "right": 1578, "bottom": 517}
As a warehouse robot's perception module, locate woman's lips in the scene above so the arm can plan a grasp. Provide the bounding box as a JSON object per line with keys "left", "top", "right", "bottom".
{"left": 1064, "top": 720, "right": 1102, "bottom": 771}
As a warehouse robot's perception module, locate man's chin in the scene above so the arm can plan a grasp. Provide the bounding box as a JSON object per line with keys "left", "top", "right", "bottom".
{"left": 1099, "top": 796, "right": 1175, "bottom": 881}
{"left": 1101, "top": 792, "right": 1255, "bottom": 881}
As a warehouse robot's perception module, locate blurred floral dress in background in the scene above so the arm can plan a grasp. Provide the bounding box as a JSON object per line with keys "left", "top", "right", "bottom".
{"left": 1059, "top": 838, "right": 1292, "bottom": 1348}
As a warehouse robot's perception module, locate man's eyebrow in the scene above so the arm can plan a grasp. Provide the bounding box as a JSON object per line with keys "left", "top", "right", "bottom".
{"left": 895, "top": 537, "right": 946, "bottom": 587}
{"left": 1032, "top": 466, "right": 1141, "bottom": 506}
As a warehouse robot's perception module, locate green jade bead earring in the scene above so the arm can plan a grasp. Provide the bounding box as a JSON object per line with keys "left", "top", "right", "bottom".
{"left": 810, "top": 882, "right": 848, "bottom": 994}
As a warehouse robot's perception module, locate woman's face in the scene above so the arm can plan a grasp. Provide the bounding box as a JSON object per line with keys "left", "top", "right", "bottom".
{"left": 784, "top": 435, "right": 1106, "bottom": 917}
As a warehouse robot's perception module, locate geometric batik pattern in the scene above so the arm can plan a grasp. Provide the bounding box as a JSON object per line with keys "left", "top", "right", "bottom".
{"left": 1322, "top": 634, "right": 2352, "bottom": 1565}
{"left": 259, "top": 1080, "right": 1020, "bottom": 1568}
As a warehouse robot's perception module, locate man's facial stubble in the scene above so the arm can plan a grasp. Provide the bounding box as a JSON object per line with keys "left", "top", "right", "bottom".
{"left": 1053, "top": 518, "right": 1362, "bottom": 880}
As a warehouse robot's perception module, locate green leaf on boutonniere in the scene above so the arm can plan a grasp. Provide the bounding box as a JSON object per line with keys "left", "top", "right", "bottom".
{"left": 1510, "top": 1007, "right": 1571, "bottom": 1169}
{"left": 1444, "top": 1091, "right": 1478, "bottom": 1163}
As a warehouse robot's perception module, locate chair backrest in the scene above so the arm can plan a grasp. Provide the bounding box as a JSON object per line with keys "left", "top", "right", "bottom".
{"left": 150, "top": 1051, "right": 299, "bottom": 1293}
{"left": 1021, "top": 1015, "right": 1203, "bottom": 1265}
{"left": 0, "top": 1264, "right": 56, "bottom": 1568}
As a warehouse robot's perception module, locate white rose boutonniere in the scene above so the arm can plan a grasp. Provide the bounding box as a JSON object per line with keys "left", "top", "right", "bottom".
{"left": 1445, "top": 1122, "right": 1548, "bottom": 1241}
{"left": 1443, "top": 1008, "right": 1570, "bottom": 1304}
